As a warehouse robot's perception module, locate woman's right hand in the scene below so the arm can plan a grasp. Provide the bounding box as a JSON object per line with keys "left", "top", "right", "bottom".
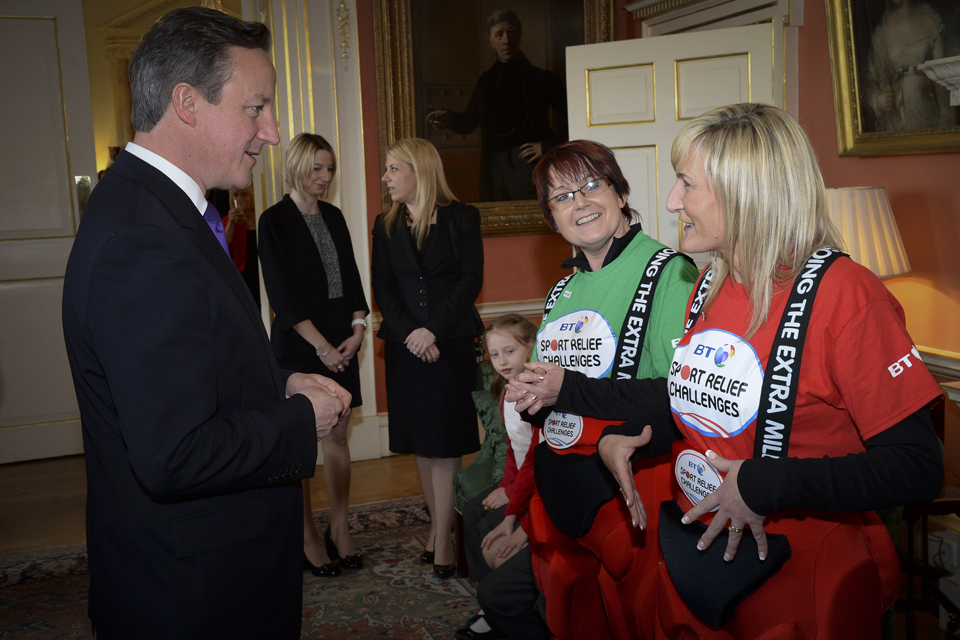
{"left": 597, "top": 429, "right": 653, "bottom": 530}
{"left": 316, "top": 344, "right": 347, "bottom": 374}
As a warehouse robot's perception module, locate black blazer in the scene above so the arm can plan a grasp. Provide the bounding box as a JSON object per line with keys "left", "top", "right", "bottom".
{"left": 61, "top": 151, "right": 317, "bottom": 640}
{"left": 372, "top": 200, "right": 484, "bottom": 342}
{"left": 258, "top": 195, "right": 369, "bottom": 365}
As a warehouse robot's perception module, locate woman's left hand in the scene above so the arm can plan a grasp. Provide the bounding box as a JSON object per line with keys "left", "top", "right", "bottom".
{"left": 681, "top": 450, "right": 767, "bottom": 562}
{"left": 420, "top": 343, "right": 440, "bottom": 364}
{"left": 337, "top": 333, "right": 363, "bottom": 364}
{"left": 404, "top": 327, "right": 436, "bottom": 358}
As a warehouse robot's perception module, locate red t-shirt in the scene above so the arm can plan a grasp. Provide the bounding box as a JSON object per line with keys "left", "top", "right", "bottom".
{"left": 669, "top": 257, "right": 941, "bottom": 465}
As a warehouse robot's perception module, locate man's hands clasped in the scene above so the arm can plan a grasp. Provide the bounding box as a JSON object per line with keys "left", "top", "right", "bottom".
{"left": 286, "top": 372, "right": 351, "bottom": 441}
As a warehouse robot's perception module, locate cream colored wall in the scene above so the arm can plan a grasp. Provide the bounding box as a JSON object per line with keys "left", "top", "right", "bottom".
{"left": 82, "top": 0, "right": 243, "bottom": 172}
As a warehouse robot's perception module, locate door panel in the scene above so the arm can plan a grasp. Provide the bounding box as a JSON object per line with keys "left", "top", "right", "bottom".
{"left": 567, "top": 25, "right": 775, "bottom": 255}
{"left": 0, "top": 1, "right": 96, "bottom": 462}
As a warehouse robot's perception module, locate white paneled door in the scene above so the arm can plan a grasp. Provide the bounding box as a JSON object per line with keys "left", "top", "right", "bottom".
{"left": 566, "top": 25, "right": 776, "bottom": 258}
{"left": 0, "top": 1, "right": 96, "bottom": 462}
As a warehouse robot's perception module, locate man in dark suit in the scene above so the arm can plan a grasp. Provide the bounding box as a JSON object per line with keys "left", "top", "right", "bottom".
{"left": 61, "top": 8, "right": 348, "bottom": 639}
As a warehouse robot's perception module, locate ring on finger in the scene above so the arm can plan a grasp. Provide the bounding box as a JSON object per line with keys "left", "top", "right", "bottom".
{"left": 728, "top": 526, "right": 743, "bottom": 533}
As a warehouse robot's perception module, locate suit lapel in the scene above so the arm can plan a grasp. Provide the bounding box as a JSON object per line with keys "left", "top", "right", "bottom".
{"left": 111, "top": 152, "right": 276, "bottom": 377}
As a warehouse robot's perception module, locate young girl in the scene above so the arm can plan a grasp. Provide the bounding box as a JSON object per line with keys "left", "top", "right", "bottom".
{"left": 457, "top": 313, "right": 537, "bottom": 640}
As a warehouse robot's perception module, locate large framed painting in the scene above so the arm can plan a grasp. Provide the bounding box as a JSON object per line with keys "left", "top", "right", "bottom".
{"left": 374, "top": 0, "right": 615, "bottom": 236}
{"left": 826, "top": 0, "right": 960, "bottom": 156}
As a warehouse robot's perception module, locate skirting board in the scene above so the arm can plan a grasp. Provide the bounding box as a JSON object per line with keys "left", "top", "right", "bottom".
{"left": 0, "top": 420, "right": 83, "bottom": 464}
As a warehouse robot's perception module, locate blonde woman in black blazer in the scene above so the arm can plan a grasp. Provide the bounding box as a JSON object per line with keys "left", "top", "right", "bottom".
{"left": 259, "top": 133, "right": 369, "bottom": 577}
{"left": 372, "top": 138, "right": 485, "bottom": 578}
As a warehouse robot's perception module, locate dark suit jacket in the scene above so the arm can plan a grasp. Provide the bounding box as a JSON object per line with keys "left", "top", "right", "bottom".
{"left": 258, "top": 194, "right": 369, "bottom": 367}
{"left": 371, "top": 201, "right": 484, "bottom": 343}
{"left": 61, "top": 151, "right": 317, "bottom": 640}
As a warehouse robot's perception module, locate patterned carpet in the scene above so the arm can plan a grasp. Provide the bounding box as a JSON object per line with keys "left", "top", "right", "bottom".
{"left": 0, "top": 496, "right": 477, "bottom": 639}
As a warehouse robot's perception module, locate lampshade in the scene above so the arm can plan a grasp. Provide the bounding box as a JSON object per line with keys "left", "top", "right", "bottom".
{"left": 824, "top": 187, "right": 911, "bottom": 279}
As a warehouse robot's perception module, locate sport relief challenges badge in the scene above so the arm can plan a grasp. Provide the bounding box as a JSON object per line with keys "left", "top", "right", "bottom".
{"left": 675, "top": 449, "right": 722, "bottom": 510}
{"left": 544, "top": 412, "right": 583, "bottom": 449}
{"left": 537, "top": 309, "right": 617, "bottom": 378}
{"left": 669, "top": 329, "right": 763, "bottom": 438}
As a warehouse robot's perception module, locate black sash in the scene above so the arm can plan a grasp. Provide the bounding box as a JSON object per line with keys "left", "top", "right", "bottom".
{"left": 662, "top": 248, "right": 847, "bottom": 626}
{"left": 537, "top": 248, "right": 692, "bottom": 538}
{"left": 542, "top": 274, "right": 573, "bottom": 321}
{"left": 753, "top": 248, "right": 846, "bottom": 459}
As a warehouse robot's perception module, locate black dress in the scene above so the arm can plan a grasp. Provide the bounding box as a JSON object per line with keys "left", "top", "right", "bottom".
{"left": 259, "top": 195, "right": 369, "bottom": 406}
{"left": 371, "top": 201, "right": 485, "bottom": 457}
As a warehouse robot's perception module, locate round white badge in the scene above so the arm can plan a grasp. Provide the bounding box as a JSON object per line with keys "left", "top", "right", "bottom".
{"left": 537, "top": 310, "right": 616, "bottom": 378}
{"left": 674, "top": 449, "right": 722, "bottom": 511}
{"left": 543, "top": 411, "right": 583, "bottom": 450}
{"left": 669, "top": 328, "right": 763, "bottom": 438}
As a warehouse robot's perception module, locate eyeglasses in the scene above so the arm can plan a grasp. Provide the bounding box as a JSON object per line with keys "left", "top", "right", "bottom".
{"left": 546, "top": 177, "right": 612, "bottom": 212}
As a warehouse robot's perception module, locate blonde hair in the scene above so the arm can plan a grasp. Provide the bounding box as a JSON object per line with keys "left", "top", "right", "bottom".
{"left": 284, "top": 132, "right": 336, "bottom": 196}
{"left": 671, "top": 103, "right": 843, "bottom": 338}
{"left": 382, "top": 138, "right": 456, "bottom": 249}
{"left": 485, "top": 313, "right": 538, "bottom": 398}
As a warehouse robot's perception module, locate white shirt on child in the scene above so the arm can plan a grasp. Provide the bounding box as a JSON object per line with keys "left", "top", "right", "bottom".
{"left": 503, "top": 399, "right": 532, "bottom": 469}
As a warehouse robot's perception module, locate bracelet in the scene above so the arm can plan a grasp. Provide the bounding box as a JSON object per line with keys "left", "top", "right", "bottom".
{"left": 316, "top": 349, "right": 330, "bottom": 359}
{"left": 351, "top": 318, "right": 367, "bottom": 328}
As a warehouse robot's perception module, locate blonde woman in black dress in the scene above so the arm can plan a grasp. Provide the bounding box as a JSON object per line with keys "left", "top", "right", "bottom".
{"left": 259, "top": 133, "right": 368, "bottom": 577}
{"left": 372, "top": 138, "right": 485, "bottom": 578}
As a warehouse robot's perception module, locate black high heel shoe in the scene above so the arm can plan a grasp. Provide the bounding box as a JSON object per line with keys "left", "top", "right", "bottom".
{"left": 325, "top": 525, "right": 363, "bottom": 570}
{"left": 420, "top": 533, "right": 435, "bottom": 563}
{"left": 433, "top": 562, "right": 456, "bottom": 579}
{"left": 303, "top": 550, "right": 341, "bottom": 578}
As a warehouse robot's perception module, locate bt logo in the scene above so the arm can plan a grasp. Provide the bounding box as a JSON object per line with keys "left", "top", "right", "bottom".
{"left": 714, "top": 344, "right": 735, "bottom": 367}
{"left": 558, "top": 316, "right": 589, "bottom": 334}
{"left": 694, "top": 343, "right": 736, "bottom": 367}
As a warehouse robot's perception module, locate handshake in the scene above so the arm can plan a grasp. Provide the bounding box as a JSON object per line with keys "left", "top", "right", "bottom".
{"left": 286, "top": 373, "right": 353, "bottom": 441}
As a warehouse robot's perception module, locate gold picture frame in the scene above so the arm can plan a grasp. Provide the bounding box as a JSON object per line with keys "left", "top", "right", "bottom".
{"left": 825, "top": 0, "right": 960, "bottom": 157}
{"left": 373, "top": 0, "right": 615, "bottom": 237}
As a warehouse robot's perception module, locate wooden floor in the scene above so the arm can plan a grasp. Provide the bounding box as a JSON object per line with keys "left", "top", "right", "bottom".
{"left": 0, "top": 454, "right": 955, "bottom": 639}
{"left": 0, "top": 453, "right": 434, "bottom": 554}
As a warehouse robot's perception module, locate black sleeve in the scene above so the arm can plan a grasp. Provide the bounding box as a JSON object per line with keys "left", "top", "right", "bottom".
{"left": 539, "top": 69, "right": 568, "bottom": 152}
{"left": 371, "top": 216, "right": 418, "bottom": 339}
{"left": 448, "top": 76, "right": 483, "bottom": 135}
{"left": 424, "top": 206, "right": 484, "bottom": 339}
{"left": 552, "top": 369, "right": 680, "bottom": 458}
{"left": 738, "top": 407, "right": 944, "bottom": 515}
{"left": 257, "top": 205, "right": 309, "bottom": 330}
{"left": 554, "top": 369, "right": 670, "bottom": 421}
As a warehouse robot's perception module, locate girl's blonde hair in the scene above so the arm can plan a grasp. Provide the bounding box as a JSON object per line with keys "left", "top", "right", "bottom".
{"left": 485, "top": 313, "right": 537, "bottom": 397}
{"left": 382, "top": 138, "right": 456, "bottom": 249}
{"left": 670, "top": 103, "right": 843, "bottom": 338}
{"left": 284, "top": 132, "right": 336, "bottom": 196}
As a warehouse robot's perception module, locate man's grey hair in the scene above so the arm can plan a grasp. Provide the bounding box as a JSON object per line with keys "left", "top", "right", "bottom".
{"left": 487, "top": 9, "right": 521, "bottom": 36}
{"left": 128, "top": 6, "right": 271, "bottom": 133}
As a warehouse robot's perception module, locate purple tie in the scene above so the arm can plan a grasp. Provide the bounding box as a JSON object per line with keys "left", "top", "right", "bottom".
{"left": 203, "top": 201, "right": 230, "bottom": 257}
